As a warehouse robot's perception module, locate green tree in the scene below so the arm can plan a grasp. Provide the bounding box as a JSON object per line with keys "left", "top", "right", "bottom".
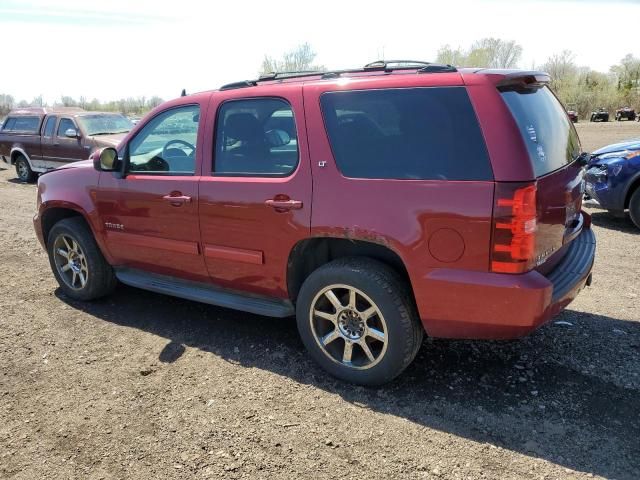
{"left": 435, "top": 38, "right": 522, "bottom": 68}
{"left": 260, "top": 43, "right": 325, "bottom": 75}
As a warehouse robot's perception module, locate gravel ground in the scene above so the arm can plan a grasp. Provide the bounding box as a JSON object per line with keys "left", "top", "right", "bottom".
{"left": 1, "top": 122, "right": 639, "bottom": 479}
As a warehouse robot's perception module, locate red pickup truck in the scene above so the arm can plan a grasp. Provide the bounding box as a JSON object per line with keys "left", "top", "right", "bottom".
{"left": 0, "top": 107, "right": 133, "bottom": 182}
{"left": 34, "top": 62, "right": 596, "bottom": 385}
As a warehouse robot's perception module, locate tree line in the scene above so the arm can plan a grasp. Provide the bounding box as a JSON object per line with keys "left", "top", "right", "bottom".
{"left": 0, "top": 94, "right": 164, "bottom": 118}
{"left": 2, "top": 40, "right": 638, "bottom": 121}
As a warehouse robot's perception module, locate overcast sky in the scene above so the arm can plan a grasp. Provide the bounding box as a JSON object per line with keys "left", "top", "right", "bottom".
{"left": 1, "top": 0, "right": 639, "bottom": 103}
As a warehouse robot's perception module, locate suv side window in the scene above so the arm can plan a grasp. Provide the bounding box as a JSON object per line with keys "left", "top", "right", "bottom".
{"left": 127, "top": 105, "right": 200, "bottom": 175}
{"left": 43, "top": 116, "right": 57, "bottom": 137}
{"left": 57, "top": 118, "right": 76, "bottom": 137}
{"left": 320, "top": 87, "right": 493, "bottom": 181}
{"left": 213, "top": 98, "right": 298, "bottom": 176}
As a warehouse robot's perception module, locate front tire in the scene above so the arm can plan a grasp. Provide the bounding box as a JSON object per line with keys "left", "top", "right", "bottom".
{"left": 629, "top": 188, "right": 640, "bottom": 230}
{"left": 15, "top": 155, "right": 36, "bottom": 183}
{"left": 47, "top": 217, "right": 117, "bottom": 301}
{"left": 296, "top": 257, "right": 423, "bottom": 386}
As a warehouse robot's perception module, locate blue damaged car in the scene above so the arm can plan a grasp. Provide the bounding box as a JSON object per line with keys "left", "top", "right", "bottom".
{"left": 585, "top": 138, "right": 640, "bottom": 229}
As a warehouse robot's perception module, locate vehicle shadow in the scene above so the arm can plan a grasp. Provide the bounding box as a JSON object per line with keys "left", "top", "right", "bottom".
{"left": 58, "top": 286, "right": 640, "bottom": 479}
{"left": 6, "top": 177, "right": 33, "bottom": 186}
{"left": 589, "top": 210, "right": 639, "bottom": 234}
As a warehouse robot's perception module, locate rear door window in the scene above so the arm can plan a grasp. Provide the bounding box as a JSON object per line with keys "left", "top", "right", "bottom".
{"left": 5, "top": 116, "right": 40, "bottom": 133}
{"left": 320, "top": 87, "right": 492, "bottom": 180}
{"left": 213, "top": 98, "right": 298, "bottom": 176}
{"left": 500, "top": 86, "right": 580, "bottom": 177}
{"left": 2, "top": 118, "right": 16, "bottom": 130}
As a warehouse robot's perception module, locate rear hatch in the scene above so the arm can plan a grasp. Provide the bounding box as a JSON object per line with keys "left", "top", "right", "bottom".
{"left": 499, "top": 84, "right": 584, "bottom": 274}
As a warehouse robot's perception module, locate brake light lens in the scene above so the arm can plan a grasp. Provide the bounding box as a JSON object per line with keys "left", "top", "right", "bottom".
{"left": 491, "top": 183, "right": 538, "bottom": 274}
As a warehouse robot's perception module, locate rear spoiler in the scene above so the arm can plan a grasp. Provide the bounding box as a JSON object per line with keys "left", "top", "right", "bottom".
{"left": 496, "top": 71, "right": 550, "bottom": 90}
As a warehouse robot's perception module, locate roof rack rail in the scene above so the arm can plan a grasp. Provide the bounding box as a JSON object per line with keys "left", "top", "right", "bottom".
{"left": 218, "top": 60, "right": 457, "bottom": 91}
{"left": 417, "top": 63, "right": 457, "bottom": 73}
{"left": 258, "top": 70, "right": 324, "bottom": 81}
{"left": 219, "top": 80, "right": 258, "bottom": 91}
{"left": 364, "top": 59, "right": 432, "bottom": 70}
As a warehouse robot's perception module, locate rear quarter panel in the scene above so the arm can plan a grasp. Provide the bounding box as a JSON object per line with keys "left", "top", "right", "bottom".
{"left": 302, "top": 75, "right": 495, "bottom": 324}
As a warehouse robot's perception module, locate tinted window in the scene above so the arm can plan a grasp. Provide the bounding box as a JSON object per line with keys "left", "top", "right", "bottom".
{"left": 5, "top": 116, "right": 40, "bottom": 133}
{"left": 214, "top": 98, "right": 298, "bottom": 176}
{"left": 128, "top": 105, "right": 199, "bottom": 175}
{"left": 320, "top": 87, "right": 492, "bottom": 180}
{"left": 2, "top": 118, "right": 16, "bottom": 131}
{"left": 43, "top": 116, "right": 57, "bottom": 137}
{"left": 501, "top": 86, "right": 580, "bottom": 177}
{"left": 57, "top": 118, "right": 76, "bottom": 136}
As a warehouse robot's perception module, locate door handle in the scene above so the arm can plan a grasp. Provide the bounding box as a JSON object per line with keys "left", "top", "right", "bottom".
{"left": 162, "top": 194, "right": 192, "bottom": 206}
{"left": 265, "top": 198, "right": 303, "bottom": 211}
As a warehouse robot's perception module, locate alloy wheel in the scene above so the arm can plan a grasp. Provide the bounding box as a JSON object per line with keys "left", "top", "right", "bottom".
{"left": 309, "top": 284, "right": 388, "bottom": 370}
{"left": 17, "top": 160, "right": 29, "bottom": 181}
{"left": 53, "top": 234, "right": 89, "bottom": 290}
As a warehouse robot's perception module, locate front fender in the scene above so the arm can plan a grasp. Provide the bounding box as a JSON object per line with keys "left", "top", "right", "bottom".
{"left": 35, "top": 167, "right": 114, "bottom": 264}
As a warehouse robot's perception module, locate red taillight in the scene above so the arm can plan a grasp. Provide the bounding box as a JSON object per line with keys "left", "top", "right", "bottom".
{"left": 491, "top": 183, "right": 537, "bottom": 274}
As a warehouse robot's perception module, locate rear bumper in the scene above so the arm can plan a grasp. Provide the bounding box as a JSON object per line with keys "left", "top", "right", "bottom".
{"left": 416, "top": 220, "right": 596, "bottom": 339}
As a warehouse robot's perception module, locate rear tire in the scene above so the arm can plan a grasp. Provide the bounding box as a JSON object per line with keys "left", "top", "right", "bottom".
{"left": 629, "top": 188, "right": 640, "bottom": 230}
{"left": 296, "top": 257, "right": 423, "bottom": 386}
{"left": 47, "top": 217, "right": 117, "bottom": 301}
{"left": 15, "top": 155, "right": 36, "bottom": 183}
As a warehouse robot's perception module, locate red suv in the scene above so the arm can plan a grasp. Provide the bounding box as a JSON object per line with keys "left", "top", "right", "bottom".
{"left": 34, "top": 61, "right": 596, "bottom": 385}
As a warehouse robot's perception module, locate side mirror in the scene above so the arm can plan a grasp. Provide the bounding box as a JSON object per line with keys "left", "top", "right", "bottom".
{"left": 65, "top": 128, "right": 79, "bottom": 138}
{"left": 92, "top": 147, "right": 119, "bottom": 172}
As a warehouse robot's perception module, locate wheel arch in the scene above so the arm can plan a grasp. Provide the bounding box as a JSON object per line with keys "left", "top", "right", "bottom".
{"left": 41, "top": 206, "right": 91, "bottom": 247}
{"left": 10, "top": 147, "right": 32, "bottom": 166}
{"left": 624, "top": 173, "right": 640, "bottom": 209}
{"left": 287, "top": 236, "right": 415, "bottom": 307}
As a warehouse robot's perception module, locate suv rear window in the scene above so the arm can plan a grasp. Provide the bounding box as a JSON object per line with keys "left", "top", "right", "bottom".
{"left": 2, "top": 116, "right": 40, "bottom": 133}
{"left": 500, "top": 86, "right": 580, "bottom": 177}
{"left": 320, "top": 87, "right": 492, "bottom": 180}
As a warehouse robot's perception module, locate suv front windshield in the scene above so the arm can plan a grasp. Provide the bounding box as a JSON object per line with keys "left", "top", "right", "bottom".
{"left": 77, "top": 114, "right": 133, "bottom": 136}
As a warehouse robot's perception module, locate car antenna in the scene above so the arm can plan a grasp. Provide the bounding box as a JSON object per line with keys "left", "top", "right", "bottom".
{"left": 181, "top": 89, "right": 187, "bottom": 97}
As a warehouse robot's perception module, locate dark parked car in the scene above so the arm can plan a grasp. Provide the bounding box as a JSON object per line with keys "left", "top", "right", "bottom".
{"left": 33, "top": 62, "right": 595, "bottom": 385}
{"left": 585, "top": 139, "right": 640, "bottom": 228}
{"left": 590, "top": 108, "right": 609, "bottom": 122}
{"left": 615, "top": 107, "right": 636, "bottom": 121}
{"left": 567, "top": 110, "right": 578, "bottom": 123}
{"left": 0, "top": 107, "right": 133, "bottom": 182}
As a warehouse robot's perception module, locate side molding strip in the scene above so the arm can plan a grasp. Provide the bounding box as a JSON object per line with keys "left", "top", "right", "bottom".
{"left": 204, "top": 244, "right": 264, "bottom": 265}
{"left": 106, "top": 231, "right": 199, "bottom": 255}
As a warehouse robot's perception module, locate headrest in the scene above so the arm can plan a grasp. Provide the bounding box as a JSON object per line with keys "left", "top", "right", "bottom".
{"left": 224, "top": 113, "right": 262, "bottom": 140}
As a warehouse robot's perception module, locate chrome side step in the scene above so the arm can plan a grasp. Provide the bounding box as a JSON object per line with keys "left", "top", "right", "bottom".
{"left": 114, "top": 268, "right": 294, "bottom": 318}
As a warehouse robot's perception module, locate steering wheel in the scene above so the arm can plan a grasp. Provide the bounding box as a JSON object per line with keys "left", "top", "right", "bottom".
{"left": 162, "top": 139, "right": 195, "bottom": 160}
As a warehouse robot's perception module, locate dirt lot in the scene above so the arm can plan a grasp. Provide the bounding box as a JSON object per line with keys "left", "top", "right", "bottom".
{"left": 1, "top": 122, "right": 639, "bottom": 480}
